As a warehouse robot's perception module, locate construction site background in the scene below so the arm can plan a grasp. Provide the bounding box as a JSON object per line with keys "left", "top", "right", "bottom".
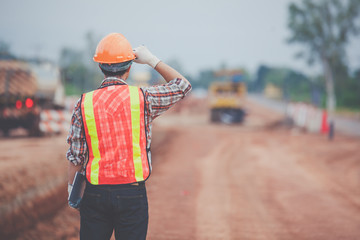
{"left": 1, "top": 0, "right": 360, "bottom": 239}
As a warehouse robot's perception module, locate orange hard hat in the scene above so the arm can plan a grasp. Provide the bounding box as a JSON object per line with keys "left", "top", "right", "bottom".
{"left": 93, "top": 33, "right": 136, "bottom": 64}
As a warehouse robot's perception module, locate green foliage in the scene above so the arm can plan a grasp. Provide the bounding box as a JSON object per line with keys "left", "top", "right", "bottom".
{"left": 264, "top": 68, "right": 289, "bottom": 87}
{"left": 60, "top": 58, "right": 89, "bottom": 94}
{"left": 64, "top": 82, "right": 82, "bottom": 96}
{"left": 287, "top": 0, "right": 360, "bottom": 111}
{"left": 0, "top": 40, "right": 10, "bottom": 54}
{"left": 191, "top": 69, "right": 218, "bottom": 89}
{"left": 59, "top": 32, "right": 102, "bottom": 95}
{"left": 251, "top": 65, "right": 270, "bottom": 92}
{"left": 252, "top": 63, "right": 360, "bottom": 110}
{"left": 336, "top": 70, "right": 360, "bottom": 109}
{"left": 288, "top": 0, "right": 360, "bottom": 64}
{"left": 239, "top": 69, "right": 251, "bottom": 84}
{"left": 191, "top": 66, "right": 252, "bottom": 90}
{"left": 253, "top": 64, "right": 316, "bottom": 104}
{"left": 0, "top": 40, "right": 16, "bottom": 60}
{"left": 284, "top": 70, "right": 315, "bottom": 103}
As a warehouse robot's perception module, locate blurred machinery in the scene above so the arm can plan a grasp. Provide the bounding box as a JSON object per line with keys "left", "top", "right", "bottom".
{"left": 0, "top": 59, "right": 65, "bottom": 136}
{"left": 264, "top": 83, "right": 283, "bottom": 99}
{"left": 209, "top": 69, "right": 247, "bottom": 124}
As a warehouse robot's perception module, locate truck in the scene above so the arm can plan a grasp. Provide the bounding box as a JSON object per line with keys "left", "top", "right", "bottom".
{"left": 209, "top": 70, "right": 247, "bottom": 124}
{"left": 0, "top": 58, "right": 64, "bottom": 136}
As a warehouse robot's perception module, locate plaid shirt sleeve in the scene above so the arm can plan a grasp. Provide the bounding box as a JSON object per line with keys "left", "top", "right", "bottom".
{"left": 142, "top": 78, "right": 192, "bottom": 121}
{"left": 66, "top": 98, "right": 87, "bottom": 166}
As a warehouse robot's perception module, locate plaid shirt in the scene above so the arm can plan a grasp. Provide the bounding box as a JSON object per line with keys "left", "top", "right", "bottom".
{"left": 66, "top": 77, "right": 191, "bottom": 166}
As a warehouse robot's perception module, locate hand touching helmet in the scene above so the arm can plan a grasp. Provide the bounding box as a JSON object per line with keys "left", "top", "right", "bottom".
{"left": 133, "top": 46, "right": 161, "bottom": 68}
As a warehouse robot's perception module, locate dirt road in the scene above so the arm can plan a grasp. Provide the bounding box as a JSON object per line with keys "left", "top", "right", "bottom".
{"left": 147, "top": 100, "right": 360, "bottom": 240}
{"left": 2, "top": 97, "right": 360, "bottom": 239}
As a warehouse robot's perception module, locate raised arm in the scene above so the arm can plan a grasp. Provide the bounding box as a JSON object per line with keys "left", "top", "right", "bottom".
{"left": 133, "top": 45, "right": 190, "bottom": 85}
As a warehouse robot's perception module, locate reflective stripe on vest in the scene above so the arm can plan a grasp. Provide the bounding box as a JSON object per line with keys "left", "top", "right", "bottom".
{"left": 83, "top": 91, "right": 101, "bottom": 184}
{"left": 81, "top": 85, "right": 150, "bottom": 185}
{"left": 129, "top": 86, "right": 144, "bottom": 182}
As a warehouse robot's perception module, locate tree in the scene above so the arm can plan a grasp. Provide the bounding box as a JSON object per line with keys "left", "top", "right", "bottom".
{"left": 254, "top": 65, "right": 270, "bottom": 92}
{"left": 0, "top": 41, "right": 10, "bottom": 54}
{"left": 59, "top": 32, "right": 102, "bottom": 95}
{"left": 192, "top": 69, "right": 216, "bottom": 89}
{"left": 287, "top": 0, "right": 360, "bottom": 118}
{"left": 0, "top": 40, "right": 15, "bottom": 59}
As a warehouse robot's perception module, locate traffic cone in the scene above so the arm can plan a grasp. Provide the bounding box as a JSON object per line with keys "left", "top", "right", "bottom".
{"left": 321, "top": 110, "right": 329, "bottom": 134}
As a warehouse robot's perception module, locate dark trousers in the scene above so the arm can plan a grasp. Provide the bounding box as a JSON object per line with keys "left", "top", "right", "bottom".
{"left": 80, "top": 181, "right": 148, "bottom": 240}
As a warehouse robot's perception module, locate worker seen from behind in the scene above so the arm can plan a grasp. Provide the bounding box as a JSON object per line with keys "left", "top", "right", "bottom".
{"left": 66, "top": 33, "right": 191, "bottom": 240}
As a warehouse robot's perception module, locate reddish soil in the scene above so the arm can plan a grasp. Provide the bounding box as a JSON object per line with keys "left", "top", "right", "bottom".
{"left": 1, "top": 97, "right": 360, "bottom": 240}
{"left": 0, "top": 132, "right": 68, "bottom": 239}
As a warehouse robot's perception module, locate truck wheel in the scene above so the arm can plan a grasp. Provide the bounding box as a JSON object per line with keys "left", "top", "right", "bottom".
{"left": 234, "top": 109, "right": 245, "bottom": 123}
{"left": 28, "top": 114, "right": 41, "bottom": 137}
{"left": 29, "top": 127, "right": 41, "bottom": 137}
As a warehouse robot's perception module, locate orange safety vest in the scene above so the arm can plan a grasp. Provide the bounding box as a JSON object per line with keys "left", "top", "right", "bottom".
{"left": 81, "top": 84, "right": 150, "bottom": 185}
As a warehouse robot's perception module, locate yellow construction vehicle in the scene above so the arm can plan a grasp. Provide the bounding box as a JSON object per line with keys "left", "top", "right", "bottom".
{"left": 209, "top": 70, "right": 247, "bottom": 124}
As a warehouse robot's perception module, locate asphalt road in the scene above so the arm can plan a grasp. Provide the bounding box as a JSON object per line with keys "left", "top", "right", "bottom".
{"left": 248, "top": 93, "right": 360, "bottom": 137}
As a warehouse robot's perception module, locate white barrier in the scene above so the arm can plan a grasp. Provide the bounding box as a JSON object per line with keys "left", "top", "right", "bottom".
{"left": 287, "top": 102, "right": 324, "bottom": 133}
{"left": 39, "top": 109, "right": 72, "bottom": 134}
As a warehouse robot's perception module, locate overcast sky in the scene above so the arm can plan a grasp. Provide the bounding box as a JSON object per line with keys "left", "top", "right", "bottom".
{"left": 1, "top": 0, "right": 359, "bottom": 76}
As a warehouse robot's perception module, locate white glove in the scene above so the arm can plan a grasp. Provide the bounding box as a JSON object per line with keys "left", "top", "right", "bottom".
{"left": 133, "top": 45, "right": 161, "bottom": 68}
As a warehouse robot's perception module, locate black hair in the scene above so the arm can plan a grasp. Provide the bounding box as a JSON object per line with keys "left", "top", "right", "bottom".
{"left": 100, "top": 67, "right": 128, "bottom": 77}
{"left": 99, "top": 60, "right": 132, "bottom": 77}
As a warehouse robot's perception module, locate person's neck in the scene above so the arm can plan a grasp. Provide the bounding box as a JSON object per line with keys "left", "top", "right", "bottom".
{"left": 105, "top": 75, "right": 126, "bottom": 80}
